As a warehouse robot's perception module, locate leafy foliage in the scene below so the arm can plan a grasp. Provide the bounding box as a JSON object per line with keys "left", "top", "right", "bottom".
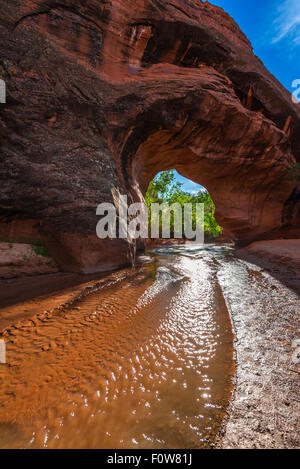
{"left": 0, "top": 237, "right": 50, "bottom": 257}
{"left": 31, "top": 240, "right": 50, "bottom": 258}
{"left": 145, "top": 170, "right": 222, "bottom": 239}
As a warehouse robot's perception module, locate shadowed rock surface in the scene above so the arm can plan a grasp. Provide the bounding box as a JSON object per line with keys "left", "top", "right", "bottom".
{"left": 0, "top": 242, "right": 58, "bottom": 279}
{"left": 0, "top": 0, "right": 299, "bottom": 272}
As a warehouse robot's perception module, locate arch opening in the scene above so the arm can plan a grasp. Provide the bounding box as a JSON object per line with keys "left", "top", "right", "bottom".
{"left": 144, "top": 170, "right": 222, "bottom": 241}
{"left": 119, "top": 79, "right": 299, "bottom": 251}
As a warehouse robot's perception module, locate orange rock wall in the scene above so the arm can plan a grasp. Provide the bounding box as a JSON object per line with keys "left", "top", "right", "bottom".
{"left": 0, "top": 1, "right": 299, "bottom": 271}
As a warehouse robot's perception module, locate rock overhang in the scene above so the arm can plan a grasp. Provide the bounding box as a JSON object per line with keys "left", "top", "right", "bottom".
{"left": 0, "top": 0, "right": 299, "bottom": 272}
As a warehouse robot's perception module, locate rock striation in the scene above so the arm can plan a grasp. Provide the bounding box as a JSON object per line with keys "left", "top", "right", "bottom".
{"left": 0, "top": 1, "right": 299, "bottom": 272}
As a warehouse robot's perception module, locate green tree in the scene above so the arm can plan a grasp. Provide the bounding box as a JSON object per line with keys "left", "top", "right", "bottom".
{"left": 145, "top": 170, "right": 183, "bottom": 205}
{"left": 145, "top": 171, "right": 222, "bottom": 239}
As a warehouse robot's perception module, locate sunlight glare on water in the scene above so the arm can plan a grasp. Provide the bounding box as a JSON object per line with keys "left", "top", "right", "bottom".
{"left": 0, "top": 244, "right": 234, "bottom": 449}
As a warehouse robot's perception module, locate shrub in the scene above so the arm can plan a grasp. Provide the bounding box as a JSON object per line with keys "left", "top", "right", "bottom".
{"left": 31, "top": 240, "right": 50, "bottom": 258}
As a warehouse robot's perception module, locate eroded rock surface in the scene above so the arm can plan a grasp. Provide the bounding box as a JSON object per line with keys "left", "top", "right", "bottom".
{"left": 0, "top": 242, "right": 58, "bottom": 278}
{"left": 0, "top": 1, "right": 299, "bottom": 272}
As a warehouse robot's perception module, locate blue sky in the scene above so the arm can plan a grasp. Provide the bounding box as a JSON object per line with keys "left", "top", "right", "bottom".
{"left": 174, "top": 170, "right": 204, "bottom": 193}
{"left": 173, "top": 0, "right": 300, "bottom": 192}
{"left": 208, "top": 0, "right": 300, "bottom": 92}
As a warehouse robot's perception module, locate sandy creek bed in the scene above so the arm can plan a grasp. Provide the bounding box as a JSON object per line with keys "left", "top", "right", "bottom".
{"left": 0, "top": 244, "right": 299, "bottom": 449}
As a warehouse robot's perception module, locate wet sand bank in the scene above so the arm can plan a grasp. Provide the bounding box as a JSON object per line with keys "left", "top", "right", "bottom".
{"left": 217, "top": 243, "right": 300, "bottom": 448}
{"left": 236, "top": 240, "right": 300, "bottom": 296}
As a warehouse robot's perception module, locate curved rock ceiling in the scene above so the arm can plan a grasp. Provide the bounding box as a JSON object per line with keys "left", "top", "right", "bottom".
{"left": 0, "top": 0, "right": 299, "bottom": 272}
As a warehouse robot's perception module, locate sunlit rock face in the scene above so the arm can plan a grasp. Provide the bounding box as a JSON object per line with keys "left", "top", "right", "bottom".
{"left": 0, "top": 1, "right": 299, "bottom": 272}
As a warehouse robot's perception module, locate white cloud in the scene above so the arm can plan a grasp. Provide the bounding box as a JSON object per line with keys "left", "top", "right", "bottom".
{"left": 272, "top": 0, "right": 300, "bottom": 45}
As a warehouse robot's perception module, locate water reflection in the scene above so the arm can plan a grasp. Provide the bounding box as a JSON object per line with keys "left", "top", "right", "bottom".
{"left": 0, "top": 244, "right": 234, "bottom": 449}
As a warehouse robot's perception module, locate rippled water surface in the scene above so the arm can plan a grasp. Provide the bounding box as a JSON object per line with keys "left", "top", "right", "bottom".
{"left": 0, "top": 244, "right": 235, "bottom": 448}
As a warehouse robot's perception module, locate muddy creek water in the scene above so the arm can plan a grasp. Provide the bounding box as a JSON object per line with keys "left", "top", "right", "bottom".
{"left": 0, "top": 244, "right": 235, "bottom": 449}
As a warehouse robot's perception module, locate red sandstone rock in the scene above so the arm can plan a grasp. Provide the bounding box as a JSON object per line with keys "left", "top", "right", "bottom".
{"left": 240, "top": 240, "right": 300, "bottom": 267}
{"left": 0, "top": 1, "right": 299, "bottom": 272}
{"left": 0, "top": 242, "right": 58, "bottom": 279}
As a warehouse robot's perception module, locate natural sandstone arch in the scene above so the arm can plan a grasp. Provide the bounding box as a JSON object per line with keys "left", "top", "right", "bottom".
{"left": 0, "top": 1, "right": 299, "bottom": 272}
{"left": 115, "top": 66, "right": 296, "bottom": 243}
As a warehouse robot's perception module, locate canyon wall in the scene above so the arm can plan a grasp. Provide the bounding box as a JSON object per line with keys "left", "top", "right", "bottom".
{"left": 0, "top": 1, "right": 299, "bottom": 272}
